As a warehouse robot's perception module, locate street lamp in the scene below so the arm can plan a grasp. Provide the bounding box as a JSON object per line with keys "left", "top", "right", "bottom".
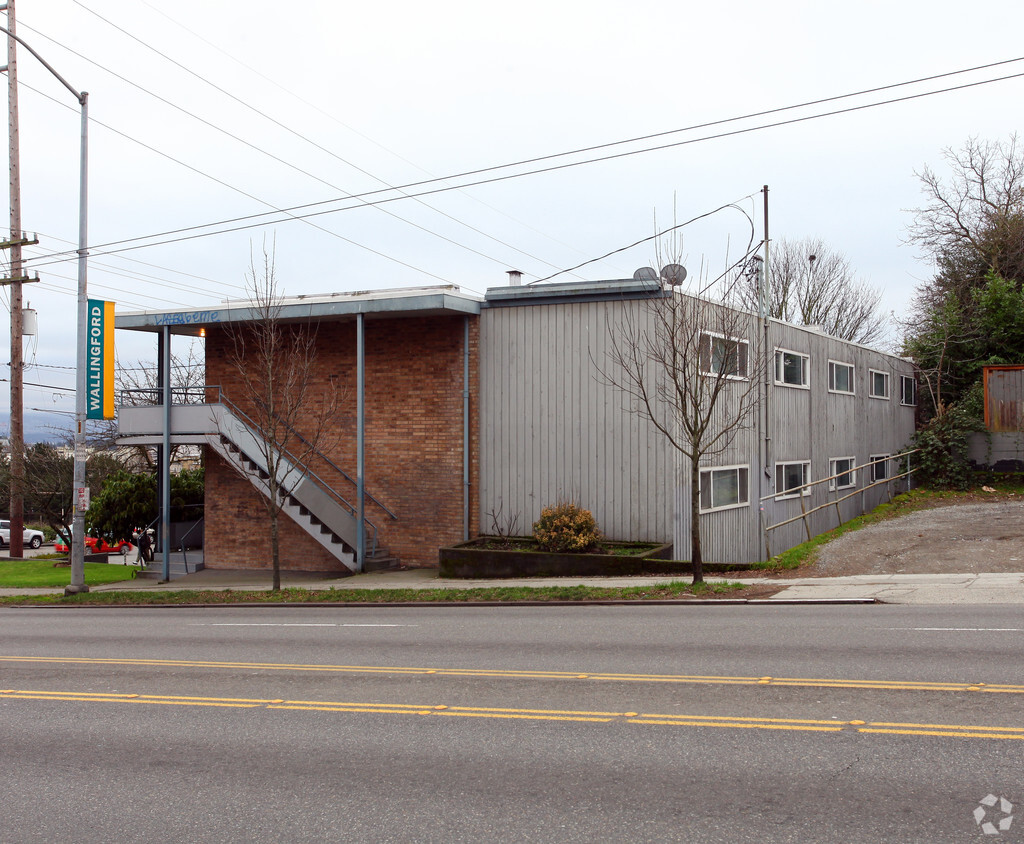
{"left": 0, "top": 24, "right": 90, "bottom": 593}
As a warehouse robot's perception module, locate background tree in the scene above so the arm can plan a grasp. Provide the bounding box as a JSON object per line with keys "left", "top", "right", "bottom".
{"left": 22, "top": 444, "right": 122, "bottom": 545}
{"left": 86, "top": 467, "right": 204, "bottom": 545}
{"left": 603, "top": 277, "right": 763, "bottom": 583}
{"left": 736, "top": 236, "right": 887, "bottom": 346}
{"left": 225, "top": 245, "right": 340, "bottom": 591}
{"left": 903, "top": 135, "right": 1024, "bottom": 414}
{"left": 907, "top": 135, "right": 1024, "bottom": 306}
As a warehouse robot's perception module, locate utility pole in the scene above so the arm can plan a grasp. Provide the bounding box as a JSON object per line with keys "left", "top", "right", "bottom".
{"left": 0, "top": 13, "right": 90, "bottom": 592}
{"left": 1, "top": 0, "right": 30, "bottom": 560}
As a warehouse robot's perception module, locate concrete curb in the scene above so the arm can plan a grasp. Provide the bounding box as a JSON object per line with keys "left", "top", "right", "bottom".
{"left": 6, "top": 597, "right": 880, "bottom": 609}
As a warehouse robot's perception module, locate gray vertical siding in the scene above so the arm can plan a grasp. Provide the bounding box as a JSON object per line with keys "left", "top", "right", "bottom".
{"left": 480, "top": 299, "right": 673, "bottom": 542}
{"left": 754, "top": 323, "right": 916, "bottom": 562}
{"left": 479, "top": 290, "right": 916, "bottom": 563}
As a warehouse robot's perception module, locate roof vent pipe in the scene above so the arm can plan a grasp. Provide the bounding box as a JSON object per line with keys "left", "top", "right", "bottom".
{"left": 506, "top": 269, "right": 522, "bottom": 286}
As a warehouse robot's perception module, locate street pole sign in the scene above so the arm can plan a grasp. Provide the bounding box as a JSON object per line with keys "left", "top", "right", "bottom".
{"left": 86, "top": 298, "right": 114, "bottom": 419}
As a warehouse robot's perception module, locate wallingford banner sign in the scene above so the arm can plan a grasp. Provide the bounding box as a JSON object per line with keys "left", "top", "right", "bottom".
{"left": 86, "top": 299, "right": 115, "bottom": 420}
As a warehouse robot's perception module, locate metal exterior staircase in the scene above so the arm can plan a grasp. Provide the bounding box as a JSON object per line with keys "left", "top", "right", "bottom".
{"left": 206, "top": 403, "right": 397, "bottom": 573}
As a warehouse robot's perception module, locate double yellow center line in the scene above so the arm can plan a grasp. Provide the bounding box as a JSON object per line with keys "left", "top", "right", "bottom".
{"left": 2, "top": 655, "right": 1022, "bottom": 694}
{"left": 2, "top": 688, "right": 1023, "bottom": 741}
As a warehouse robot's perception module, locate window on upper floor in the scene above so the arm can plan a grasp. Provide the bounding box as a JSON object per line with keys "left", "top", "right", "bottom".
{"left": 700, "top": 332, "right": 749, "bottom": 379}
{"left": 699, "top": 465, "right": 750, "bottom": 512}
{"left": 828, "top": 360, "right": 855, "bottom": 394}
{"left": 775, "top": 461, "right": 810, "bottom": 499}
{"left": 869, "top": 369, "right": 890, "bottom": 400}
{"left": 774, "top": 349, "right": 809, "bottom": 388}
{"left": 901, "top": 375, "right": 917, "bottom": 406}
{"left": 829, "top": 457, "right": 857, "bottom": 490}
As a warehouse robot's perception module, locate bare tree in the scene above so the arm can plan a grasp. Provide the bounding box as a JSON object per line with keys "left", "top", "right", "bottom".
{"left": 603, "top": 283, "right": 763, "bottom": 583}
{"left": 224, "top": 245, "right": 340, "bottom": 591}
{"left": 97, "top": 339, "right": 207, "bottom": 469}
{"left": 901, "top": 136, "right": 1024, "bottom": 413}
{"left": 907, "top": 135, "right": 1024, "bottom": 294}
{"left": 736, "top": 237, "right": 887, "bottom": 346}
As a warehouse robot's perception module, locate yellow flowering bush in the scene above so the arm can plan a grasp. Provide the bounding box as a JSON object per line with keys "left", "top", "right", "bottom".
{"left": 532, "top": 502, "right": 601, "bottom": 553}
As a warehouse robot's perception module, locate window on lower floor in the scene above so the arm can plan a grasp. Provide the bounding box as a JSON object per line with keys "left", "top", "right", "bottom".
{"left": 829, "top": 457, "right": 857, "bottom": 490}
{"left": 774, "top": 349, "right": 809, "bottom": 388}
{"left": 828, "top": 360, "right": 855, "bottom": 394}
{"left": 869, "top": 369, "right": 890, "bottom": 399}
{"left": 870, "top": 454, "right": 891, "bottom": 482}
{"left": 699, "top": 465, "right": 750, "bottom": 512}
{"left": 775, "top": 461, "right": 810, "bottom": 499}
{"left": 901, "top": 375, "right": 917, "bottom": 406}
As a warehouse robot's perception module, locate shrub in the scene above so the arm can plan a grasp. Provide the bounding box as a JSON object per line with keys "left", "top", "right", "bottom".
{"left": 911, "top": 398, "right": 982, "bottom": 490}
{"left": 532, "top": 502, "right": 601, "bottom": 553}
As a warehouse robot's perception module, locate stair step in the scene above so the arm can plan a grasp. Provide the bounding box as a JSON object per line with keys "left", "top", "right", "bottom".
{"left": 363, "top": 555, "right": 401, "bottom": 573}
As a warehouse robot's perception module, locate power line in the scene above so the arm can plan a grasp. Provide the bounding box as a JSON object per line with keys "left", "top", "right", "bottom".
{"left": 23, "top": 60, "right": 1024, "bottom": 269}
{"left": 23, "top": 21, "right": 569, "bottom": 283}
{"left": 32, "top": 230, "right": 246, "bottom": 294}
{"left": 15, "top": 80, "right": 454, "bottom": 286}
{"left": 530, "top": 197, "right": 757, "bottom": 284}
{"left": 133, "top": 0, "right": 606, "bottom": 269}
{"left": 68, "top": 5, "right": 581, "bottom": 279}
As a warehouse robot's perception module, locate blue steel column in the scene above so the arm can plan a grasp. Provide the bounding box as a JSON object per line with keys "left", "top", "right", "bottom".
{"left": 161, "top": 325, "right": 171, "bottom": 581}
{"left": 356, "top": 312, "right": 365, "bottom": 572}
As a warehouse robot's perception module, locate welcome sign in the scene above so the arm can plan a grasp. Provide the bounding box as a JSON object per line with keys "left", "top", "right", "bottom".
{"left": 86, "top": 299, "right": 115, "bottom": 420}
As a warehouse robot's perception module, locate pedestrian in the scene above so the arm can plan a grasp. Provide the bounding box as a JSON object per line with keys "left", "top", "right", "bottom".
{"left": 139, "top": 529, "right": 153, "bottom": 564}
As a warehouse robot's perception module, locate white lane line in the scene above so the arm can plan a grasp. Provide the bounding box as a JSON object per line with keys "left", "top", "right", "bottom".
{"left": 883, "top": 627, "right": 1022, "bottom": 632}
{"left": 197, "top": 623, "right": 416, "bottom": 628}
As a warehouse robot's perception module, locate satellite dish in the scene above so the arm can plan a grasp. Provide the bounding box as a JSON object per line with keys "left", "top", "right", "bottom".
{"left": 660, "top": 263, "right": 687, "bottom": 285}
{"left": 633, "top": 266, "right": 658, "bottom": 282}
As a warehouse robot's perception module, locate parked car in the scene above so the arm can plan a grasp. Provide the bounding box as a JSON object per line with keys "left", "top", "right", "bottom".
{"left": 54, "top": 535, "right": 133, "bottom": 556}
{"left": 0, "top": 519, "right": 45, "bottom": 549}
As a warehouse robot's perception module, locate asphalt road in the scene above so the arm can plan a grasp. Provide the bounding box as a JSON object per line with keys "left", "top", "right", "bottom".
{"left": 1, "top": 604, "right": 1022, "bottom": 843}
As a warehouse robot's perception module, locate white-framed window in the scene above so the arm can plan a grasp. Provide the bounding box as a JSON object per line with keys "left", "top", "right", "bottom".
{"left": 869, "top": 369, "right": 890, "bottom": 400}
{"left": 829, "top": 456, "right": 857, "bottom": 490}
{"left": 699, "top": 465, "right": 750, "bottom": 512}
{"left": 774, "top": 348, "right": 809, "bottom": 388}
{"left": 828, "top": 360, "right": 855, "bottom": 394}
{"left": 775, "top": 461, "right": 810, "bottom": 499}
{"left": 870, "top": 454, "right": 891, "bottom": 482}
{"left": 901, "top": 375, "right": 917, "bottom": 406}
{"left": 699, "top": 332, "right": 749, "bottom": 379}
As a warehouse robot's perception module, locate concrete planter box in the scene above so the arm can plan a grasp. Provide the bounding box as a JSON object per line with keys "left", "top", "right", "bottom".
{"left": 438, "top": 537, "right": 678, "bottom": 579}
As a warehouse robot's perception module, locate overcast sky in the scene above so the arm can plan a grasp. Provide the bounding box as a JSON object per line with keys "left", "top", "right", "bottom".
{"left": 3, "top": 0, "right": 1024, "bottom": 426}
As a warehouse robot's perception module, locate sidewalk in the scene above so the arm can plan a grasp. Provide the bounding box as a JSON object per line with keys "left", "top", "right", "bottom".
{"left": 4, "top": 567, "right": 1024, "bottom": 604}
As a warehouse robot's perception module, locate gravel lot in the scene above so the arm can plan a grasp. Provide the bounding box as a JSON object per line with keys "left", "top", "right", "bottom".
{"left": 808, "top": 498, "right": 1024, "bottom": 577}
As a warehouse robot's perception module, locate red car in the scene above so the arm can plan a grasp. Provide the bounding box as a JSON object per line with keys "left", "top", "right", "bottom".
{"left": 55, "top": 536, "right": 134, "bottom": 556}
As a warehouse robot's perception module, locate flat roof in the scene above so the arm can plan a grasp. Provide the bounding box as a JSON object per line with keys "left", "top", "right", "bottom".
{"left": 114, "top": 285, "right": 483, "bottom": 335}
{"left": 484, "top": 278, "right": 663, "bottom": 306}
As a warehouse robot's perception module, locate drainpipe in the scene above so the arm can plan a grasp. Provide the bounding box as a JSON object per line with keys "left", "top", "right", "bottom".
{"left": 463, "top": 316, "right": 470, "bottom": 541}
{"left": 161, "top": 325, "right": 171, "bottom": 581}
{"left": 356, "top": 312, "right": 365, "bottom": 572}
{"left": 760, "top": 185, "right": 771, "bottom": 560}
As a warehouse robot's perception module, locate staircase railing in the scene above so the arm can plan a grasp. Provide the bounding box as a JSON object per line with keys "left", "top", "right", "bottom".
{"left": 122, "top": 385, "right": 383, "bottom": 558}
{"left": 213, "top": 392, "right": 381, "bottom": 556}
{"left": 122, "top": 384, "right": 396, "bottom": 522}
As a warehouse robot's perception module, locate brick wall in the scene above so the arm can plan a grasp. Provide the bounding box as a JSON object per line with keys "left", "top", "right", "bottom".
{"left": 204, "top": 314, "right": 479, "bottom": 571}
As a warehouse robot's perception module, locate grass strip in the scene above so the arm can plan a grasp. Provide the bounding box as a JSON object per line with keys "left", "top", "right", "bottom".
{"left": 0, "top": 580, "right": 745, "bottom": 606}
{"left": 0, "top": 559, "right": 140, "bottom": 588}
